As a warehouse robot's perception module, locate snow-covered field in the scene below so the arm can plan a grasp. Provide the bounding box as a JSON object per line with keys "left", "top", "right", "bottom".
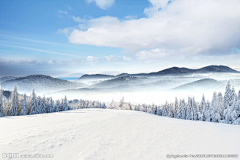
{"left": 0, "top": 109, "right": 239, "bottom": 160}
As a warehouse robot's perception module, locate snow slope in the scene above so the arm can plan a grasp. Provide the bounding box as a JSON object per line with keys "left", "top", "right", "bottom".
{"left": 0, "top": 109, "right": 239, "bottom": 160}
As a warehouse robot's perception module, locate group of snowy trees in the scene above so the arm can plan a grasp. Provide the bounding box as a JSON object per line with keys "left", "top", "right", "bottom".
{"left": 129, "top": 81, "right": 240, "bottom": 125}
{"left": 0, "top": 82, "right": 240, "bottom": 125}
{"left": 0, "top": 86, "right": 107, "bottom": 117}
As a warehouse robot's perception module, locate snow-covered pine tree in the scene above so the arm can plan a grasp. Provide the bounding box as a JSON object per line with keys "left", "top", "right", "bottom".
{"left": 48, "top": 97, "right": 54, "bottom": 113}
{"left": 0, "top": 88, "right": 7, "bottom": 117}
{"left": 224, "top": 81, "right": 232, "bottom": 110}
{"left": 176, "top": 99, "right": 182, "bottom": 119}
{"left": 101, "top": 102, "right": 107, "bottom": 109}
{"left": 156, "top": 106, "right": 162, "bottom": 116}
{"left": 174, "top": 97, "right": 178, "bottom": 118}
{"left": 168, "top": 103, "right": 174, "bottom": 118}
{"left": 62, "top": 96, "right": 69, "bottom": 111}
{"left": 192, "top": 97, "right": 198, "bottom": 120}
{"left": 236, "top": 90, "right": 240, "bottom": 117}
{"left": 36, "top": 96, "right": 42, "bottom": 114}
{"left": 55, "top": 100, "right": 60, "bottom": 112}
{"left": 20, "top": 94, "right": 28, "bottom": 115}
{"left": 10, "top": 85, "right": 20, "bottom": 116}
{"left": 162, "top": 101, "right": 168, "bottom": 116}
{"left": 186, "top": 97, "right": 192, "bottom": 120}
{"left": 198, "top": 95, "right": 204, "bottom": 121}
{"left": 181, "top": 99, "right": 186, "bottom": 119}
{"left": 98, "top": 101, "right": 102, "bottom": 108}
{"left": 217, "top": 92, "right": 224, "bottom": 121}
{"left": 41, "top": 96, "right": 47, "bottom": 113}
{"left": 29, "top": 89, "right": 38, "bottom": 115}
{"left": 205, "top": 100, "right": 211, "bottom": 122}
{"left": 136, "top": 104, "right": 140, "bottom": 111}
{"left": 210, "top": 92, "right": 218, "bottom": 122}
{"left": 150, "top": 104, "right": 155, "bottom": 114}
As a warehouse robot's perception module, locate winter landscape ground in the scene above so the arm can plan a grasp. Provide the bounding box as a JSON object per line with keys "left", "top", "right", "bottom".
{"left": 1, "top": 109, "right": 239, "bottom": 160}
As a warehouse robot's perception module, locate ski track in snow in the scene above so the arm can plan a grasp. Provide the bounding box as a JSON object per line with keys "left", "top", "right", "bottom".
{"left": 0, "top": 109, "right": 239, "bottom": 160}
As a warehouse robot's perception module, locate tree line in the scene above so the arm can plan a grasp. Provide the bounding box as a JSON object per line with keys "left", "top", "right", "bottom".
{"left": 0, "top": 82, "right": 239, "bottom": 125}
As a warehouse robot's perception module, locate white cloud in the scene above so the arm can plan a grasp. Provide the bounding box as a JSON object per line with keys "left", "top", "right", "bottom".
{"left": 136, "top": 48, "right": 168, "bottom": 60}
{"left": 123, "top": 56, "right": 132, "bottom": 61}
{"left": 72, "top": 16, "right": 86, "bottom": 23}
{"left": 58, "top": 10, "right": 68, "bottom": 14}
{"left": 124, "top": 15, "right": 137, "bottom": 20}
{"left": 86, "top": 56, "right": 99, "bottom": 62}
{"left": 86, "top": 0, "right": 115, "bottom": 10}
{"left": 68, "top": 0, "right": 240, "bottom": 56}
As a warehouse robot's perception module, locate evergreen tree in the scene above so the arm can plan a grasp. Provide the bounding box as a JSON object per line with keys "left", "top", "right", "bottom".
{"left": 0, "top": 88, "right": 7, "bottom": 117}
{"left": 162, "top": 101, "right": 168, "bottom": 116}
{"left": 62, "top": 96, "right": 69, "bottom": 111}
{"left": 217, "top": 92, "right": 224, "bottom": 121}
{"left": 192, "top": 97, "right": 198, "bottom": 120}
{"left": 156, "top": 106, "right": 162, "bottom": 116}
{"left": 150, "top": 104, "right": 155, "bottom": 114}
{"left": 198, "top": 95, "right": 206, "bottom": 121}
{"left": 168, "top": 103, "right": 174, "bottom": 118}
{"left": 20, "top": 94, "right": 28, "bottom": 115}
{"left": 186, "top": 97, "right": 192, "bottom": 120}
{"left": 36, "top": 96, "right": 42, "bottom": 114}
{"left": 41, "top": 96, "right": 47, "bottom": 113}
{"left": 205, "top": 100, "right": 211, "bottom": 122}
{"left": 55, "top": 100, "right": 60, "bottom": 112}
{"left": 176, "top": 99, "right": 182, "bottom": 119}
{"left": 224, "top": 81, "right": 232, "bottom": 110}
{"left": 10, "top": 85, "right": 19, "bottom": 116}
{"left": 181, "top": 99, "right": 186, "bottom": 119}
{"left": 210, "top": 92, "right": 218, "bottom": 122}
{"left": 101, "top": 102, "right": 107, "bottom": 109}
{"left": 29, "top": 89, "right": 38, "bottom": 115}
{"left": 48, "top": 97, "right": 54, "bottom": 113}
{"left": 174, "top": 97, "right": 178, "bottom": 118}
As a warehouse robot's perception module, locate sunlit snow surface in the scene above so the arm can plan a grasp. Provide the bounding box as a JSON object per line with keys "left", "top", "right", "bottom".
{"left": 1, "top": 109, "right": 239, "bottom": 160}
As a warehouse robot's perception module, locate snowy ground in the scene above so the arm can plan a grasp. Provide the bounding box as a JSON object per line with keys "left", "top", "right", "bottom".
{"left": 0, "top": 109, "right": 239, "bottom": 160}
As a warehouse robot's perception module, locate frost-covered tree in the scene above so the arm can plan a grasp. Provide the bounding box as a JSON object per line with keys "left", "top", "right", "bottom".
{"left": 0, "top": 88, "right": 7, "bottom": 117}
{"left": 176, "top": 99, "right": 182, "bottom": 119}
{"left": 174, "top": 97, "right": 178, "bottom": 118}
{"left": 205, "top": 100, "right": 211, "bottom": 122}
{"left": 198, "top": 95, "right": 206, "bottom": 121}
{"left": 156, "top": 106, "right": 162, "bottom": 116}
{"left": 119, "top": 97, "right": 124, "bottom": 109}
{"left": 135, "top": 104, "right": 140, "bottom": 111}
{"left": 20, "top": 94, "right": 28, "bottom": 115}
{"left": 224, "top": 81, "right": 232, "bottom": 110}
{"left": 10, "top": 85, "right": 20, "bottom": 116}
{"left": 55, "top": 100, "right": 60, "bottom": 112}
{"left": 101, "top": 102, "right": 107, "bottom": 109}
{"left": 41, "top": 96, "right": 47, "bottom": 113}
{"left": 36, "top": 96, "right": 42, "bottom": 114}
{"left": 162, "top": 101, "right": 168, "bottom": 116}
{"left": 29, "top": 89, "right": 38, "bottom": 115}
{"left": 192, "top": 97, "right": 198, "bottom": 120}
{"left": 210, "top": 92, "right": 218, "bottom": 122}
{"left": 181, "top": 99, "right": 186, "bottom": 119}
{"left": 48, "top": 97, "right": 54, "bottom": 113}
{"left": 62, "top": 96, "right": 69, "bottom": 111}
{"left": 186, "top": 97, "right": 192, "bottom": 120}
{"left": 168, "top": 103, "right": 174, "bottom": 118}
{"left": 150, "top": 104, "right": 156, "bottom": 114}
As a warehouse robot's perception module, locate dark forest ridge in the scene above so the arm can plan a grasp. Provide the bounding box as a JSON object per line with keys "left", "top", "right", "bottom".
{"left": 78, "top": 65, "right": 239, "bottom": 80}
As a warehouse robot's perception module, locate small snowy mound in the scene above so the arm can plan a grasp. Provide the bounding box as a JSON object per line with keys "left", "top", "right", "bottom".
{"left": 0, "top": 109, "right": 239, "bottom": 160}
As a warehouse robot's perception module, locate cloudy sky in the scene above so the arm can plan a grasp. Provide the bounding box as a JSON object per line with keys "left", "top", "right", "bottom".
{"left": 0, "top": 0, "right": 240, "bottom": 77}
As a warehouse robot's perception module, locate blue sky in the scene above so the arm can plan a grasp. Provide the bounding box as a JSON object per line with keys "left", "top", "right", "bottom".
{"left": 0, "top": 0, "right": 240, "bottom": 77}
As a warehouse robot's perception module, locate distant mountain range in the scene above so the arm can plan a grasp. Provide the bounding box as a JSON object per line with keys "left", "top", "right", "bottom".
{"left": 0, "top": 76, "right": 17, "bottom": 83}
{"left": 77, "top": 65, "right": 239, "bottom": 80}
{"left": 1, "top": 75, "right": 84, "bottom": 94}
